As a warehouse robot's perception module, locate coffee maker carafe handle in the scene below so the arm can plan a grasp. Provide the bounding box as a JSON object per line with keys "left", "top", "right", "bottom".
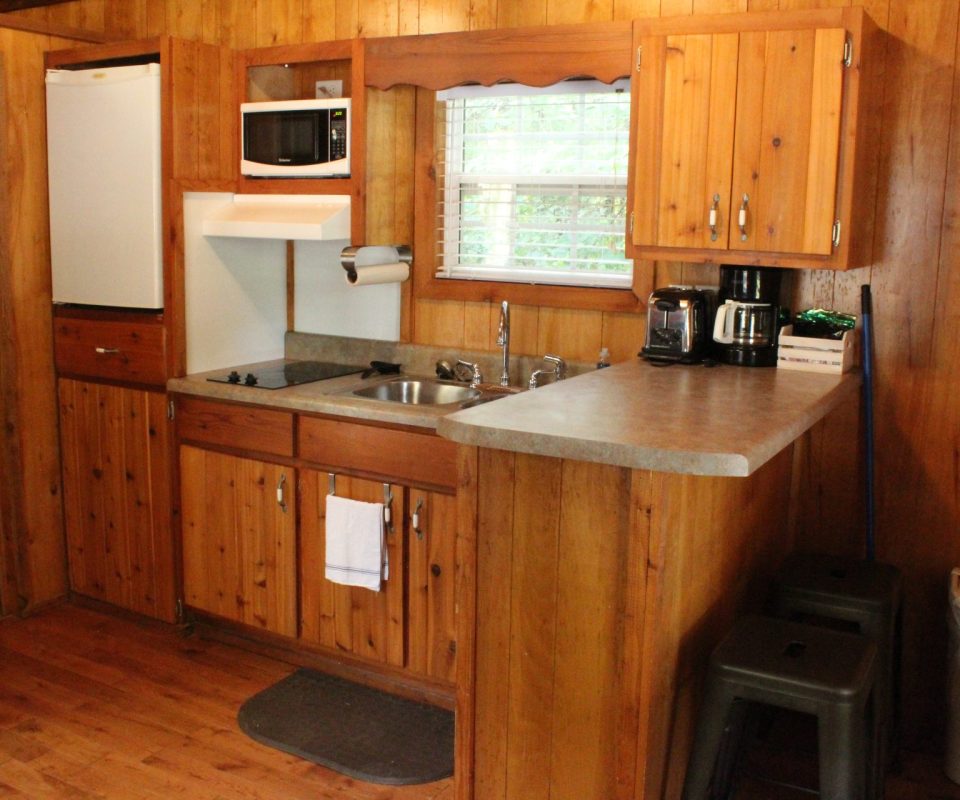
{"left": 713, "top": 301, "right": 735, "bottom": 344}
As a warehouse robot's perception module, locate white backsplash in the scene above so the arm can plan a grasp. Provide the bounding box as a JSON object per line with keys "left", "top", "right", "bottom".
{"left": 294, "top": 241, "right": 401, "bottom": 341}
{"left": 183, "top": 192, "right": 286, "bottom": 372}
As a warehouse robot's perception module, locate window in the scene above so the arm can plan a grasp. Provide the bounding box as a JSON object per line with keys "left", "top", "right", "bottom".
{"left": 435, "top": 79, "right": 632, "bottom": 290}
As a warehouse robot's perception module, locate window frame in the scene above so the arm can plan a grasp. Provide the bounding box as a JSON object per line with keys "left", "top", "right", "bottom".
{"left": 413, "top": 87, "right": 650, "bottom": 313}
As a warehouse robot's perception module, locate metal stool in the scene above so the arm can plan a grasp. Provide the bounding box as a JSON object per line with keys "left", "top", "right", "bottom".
{"left": 771, "top": 553, "right": 902, "bottom": 777}
{"left": 683, "top": 614, "right": 878, "bottom": 800}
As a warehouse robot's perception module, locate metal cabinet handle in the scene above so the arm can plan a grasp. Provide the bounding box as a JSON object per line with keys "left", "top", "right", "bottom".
{"left": 708, "top": 194, "right": 721, "bottom": 241}
{"left": 95, "top": 347, "right": 120, "bottom": 355}
{"left": 276, "top": 473, "right": 287, "bottom": 513}
{"left": 738, "top": 193, "right": 750, "bottom": 241}
{"left": 412, "top": 497, "right": 424, "bottom": 540}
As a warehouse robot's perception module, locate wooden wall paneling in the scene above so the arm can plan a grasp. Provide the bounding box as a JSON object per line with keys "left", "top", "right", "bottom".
{"left": 535, "top": 307, "right": 604, "bottom": 363}
{"left": 470, "top": 447, "right": 513, "bottom": 800}
{"left": 163, "top": 0, "right": 202, "bottom": 40}
{"left": 1, "top": 28, "right": 67, "bottom": 609}
{"left": 216, "top": 0, "right": 258, "bottom": 49}
{"left": 256, "top": 0, "right": 304, "bottom": 46}
{"left": 613, "top": 0, "right": 662, "bottom": 19}
{"left": 302, "top": 0, "right": 337, "bottom": 42}
{"left": 602, "top": 310, "right": 647, "bottom": 362}
{"left": 547, "top": 0, "right": 613, "bottom": 25}
{"left": 638, "top": 446, "right": 796, "bottom": 799}
{"left": 548, "top": 459, "right": 631, "bottom": 800}
{"left": 504, "top": 452, "right": 562, "bottom": 800}
{"left": 414, "top": 298, "right": 466, "bottom": 347}
{"left": 496, "top": 0, "right": 547, "bottom": 30}
{"left": 358, "top": 0, "right": 399, "bottom": 37}
{"left": 868, "top": 0, "right": 960, "bottom": 748}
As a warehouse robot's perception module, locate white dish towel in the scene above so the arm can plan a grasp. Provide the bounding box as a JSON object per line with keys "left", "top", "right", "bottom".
{"left": 324, "top": 494, "right": 388, "bottom": 592}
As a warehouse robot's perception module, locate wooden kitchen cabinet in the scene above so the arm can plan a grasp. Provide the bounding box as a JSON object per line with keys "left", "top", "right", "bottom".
{"left": 299, "top": 470, "right": 406, "bottom": 668}
{"left": 628, "top": 6, "right": 879, "bottom": 269}
{"left": 58, "top": 379, "right": 176, "bottom": 622}
{"left": 407, "top": 489, "right": 458, "bottom": 684}
{"left": 179, "top": 445, "right": 297, "bottom": 637}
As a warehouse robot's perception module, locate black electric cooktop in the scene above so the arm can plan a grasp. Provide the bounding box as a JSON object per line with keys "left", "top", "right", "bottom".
{"left": 207, "top": 359, "right": 367, "bottom": 390}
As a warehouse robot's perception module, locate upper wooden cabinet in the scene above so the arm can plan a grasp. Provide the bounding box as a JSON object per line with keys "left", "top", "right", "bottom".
{"left": 627, "top": 7, "right": 880, "bottom": 270}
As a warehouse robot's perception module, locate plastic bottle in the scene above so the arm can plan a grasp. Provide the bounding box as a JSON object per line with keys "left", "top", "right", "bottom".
{"left": 597, "top": 347, "right": 611, "bottom": 369}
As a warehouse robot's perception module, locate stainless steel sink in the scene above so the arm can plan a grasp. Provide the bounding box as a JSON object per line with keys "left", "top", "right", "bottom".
{"left": 352, "top": 378, "right": 482, "bottom": 405}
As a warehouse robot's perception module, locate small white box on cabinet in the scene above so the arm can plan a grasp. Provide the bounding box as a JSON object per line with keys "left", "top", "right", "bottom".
{"left": 777, "top": 325, "right": 857, "bottom": 374}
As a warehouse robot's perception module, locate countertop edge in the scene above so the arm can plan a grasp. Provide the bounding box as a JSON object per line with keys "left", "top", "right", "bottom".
{"left": 437, "top": 370, "right": 860, "bottom": 477}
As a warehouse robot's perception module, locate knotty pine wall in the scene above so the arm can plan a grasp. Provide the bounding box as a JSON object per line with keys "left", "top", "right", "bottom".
{"left": 3, "top": 0, "right": 958, "bottom": 749}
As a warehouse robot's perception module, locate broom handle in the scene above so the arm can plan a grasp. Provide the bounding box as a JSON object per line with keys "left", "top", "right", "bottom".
{"left": 861, "top": 284, "right": 876, "bottom": 562}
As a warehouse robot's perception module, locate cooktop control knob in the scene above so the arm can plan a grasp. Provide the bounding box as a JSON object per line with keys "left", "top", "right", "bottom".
{"left": 244, "top": 373, "right": 258, "bottom": 386}
{"left": 227, "top": 370, "right": 241, "bottom": 384}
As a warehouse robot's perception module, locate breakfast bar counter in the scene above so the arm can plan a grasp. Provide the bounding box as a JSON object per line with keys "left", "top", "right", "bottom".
{"left": 439, "top": 359, "right": 859, "bottom": 476}
{"left": 445, "top": 361, "right": 862, "bottom": 800}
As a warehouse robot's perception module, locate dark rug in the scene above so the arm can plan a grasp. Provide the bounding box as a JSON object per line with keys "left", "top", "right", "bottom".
{"left": 237, "top": 668, "right": 454, "bottom": 785}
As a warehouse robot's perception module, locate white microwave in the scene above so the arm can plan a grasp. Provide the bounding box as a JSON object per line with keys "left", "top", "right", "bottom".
{"left": 241, "top": 97, "right": 350, "bottom": 178}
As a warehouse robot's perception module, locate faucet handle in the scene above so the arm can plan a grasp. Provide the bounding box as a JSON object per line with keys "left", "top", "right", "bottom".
{"left": 543, "top": 354, "right": 567, "bottom": 380}
{"left": 456, "top": 359, "right": 483, "bottom": 387}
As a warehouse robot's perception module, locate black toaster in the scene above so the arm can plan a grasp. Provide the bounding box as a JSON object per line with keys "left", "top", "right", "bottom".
{"left": 640, "top": 287, "right": 716, "bottom": 363}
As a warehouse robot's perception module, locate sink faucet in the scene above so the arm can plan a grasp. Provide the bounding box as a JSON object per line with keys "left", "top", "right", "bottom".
{"left": 528, "top": 354, "right": 567, "bottom": 390}
{"left": 496, "top": 300, "right": 510, "bottom": 387}
{"left": 456, "top": 359, "right": 483, "bottom": 388}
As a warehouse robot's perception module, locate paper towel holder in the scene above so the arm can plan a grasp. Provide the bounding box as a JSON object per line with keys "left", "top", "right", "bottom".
{"left": 340, "top": 244, "right": 412, "bottom": 283}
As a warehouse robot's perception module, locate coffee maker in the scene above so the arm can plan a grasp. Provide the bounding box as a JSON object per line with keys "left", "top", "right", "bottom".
{"left": 713, "top": 266, "right": 783, "bottom": 367}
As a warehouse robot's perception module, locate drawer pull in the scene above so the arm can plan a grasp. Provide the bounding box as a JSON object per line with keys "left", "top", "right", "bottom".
{"left": 412, "top": 497, "right": 424, "bottom": 540}
{"left": 94, "top": 347, "right": 120, "bottom": 355}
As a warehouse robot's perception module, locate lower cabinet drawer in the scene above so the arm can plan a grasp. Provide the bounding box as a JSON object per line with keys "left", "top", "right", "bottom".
{"left": 298, "top": 415, "right": 457, "bottom": 490}
{"left": 176, "top": 396, "right": 295, "bottom": 458}
{"left": 54, "top": 314, "right": 166, "bottom": 386}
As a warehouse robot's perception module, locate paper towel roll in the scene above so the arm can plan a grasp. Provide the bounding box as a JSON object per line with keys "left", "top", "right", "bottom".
{"left": 346, "top": 262, "right": 410, "bottom": 286}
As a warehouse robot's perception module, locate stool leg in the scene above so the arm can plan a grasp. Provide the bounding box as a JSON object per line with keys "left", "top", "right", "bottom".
{"left": 818, "top": 702, "right": 866, "bottom": 800}
{"left": 683, "top": 678, "right": 737, "bottom": 799}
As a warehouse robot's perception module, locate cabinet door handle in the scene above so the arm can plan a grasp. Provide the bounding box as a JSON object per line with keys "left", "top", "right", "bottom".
{"left": 94, "top": 347, "right": 120, "bottom": 355}
{"left": 738, "top": 193, "right": 750, "bottom": 241}
{"left": 708, "top": 194, "right": 721, "bottom": 241}
{"left": 412, "top": 497, "right": 424, "bottom": 540}
{"left": 276, "top": 473, "right": 287, "bottom": 513}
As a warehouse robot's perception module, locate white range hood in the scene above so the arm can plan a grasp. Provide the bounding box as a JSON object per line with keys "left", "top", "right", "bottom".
{"left": 201, "top": 194, "right": 351, "bottom": 240}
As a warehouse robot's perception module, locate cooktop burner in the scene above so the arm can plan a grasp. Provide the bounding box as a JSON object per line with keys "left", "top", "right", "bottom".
{"left": 207, "top": 360, "right": 367, "bottom": 390}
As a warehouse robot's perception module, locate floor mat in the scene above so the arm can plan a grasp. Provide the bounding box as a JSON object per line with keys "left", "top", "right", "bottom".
{"left": 237, "top": 668, "right": 454, "bottom": 785}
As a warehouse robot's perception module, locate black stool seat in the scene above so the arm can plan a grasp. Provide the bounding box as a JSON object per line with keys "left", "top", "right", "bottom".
{"left": 772, "top": 554, "right": 902, "bottom": 617}
{"left": 684, "top": 614, "right": 878, "bottom": 800}
{"left": 772, "top": 553, "right": 902, "bottom": 776}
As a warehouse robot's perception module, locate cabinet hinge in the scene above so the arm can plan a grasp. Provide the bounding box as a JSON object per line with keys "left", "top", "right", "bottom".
{"left": 636, "top": 45, "right": 642, "bottom": 72}
{"left": 842, "top": 38, "right": 853, "bottom": 68}
{"left": 629, "top": 212, "right": 635, "bottom": 235}
{"left": 832, "top": 220, "right": 842, "bottom": 248}
{"left": 167, "top": 400, "right": 175, "bottom": 421}
{"left": 175, "top": 597, "right": 184, "bottom": 623}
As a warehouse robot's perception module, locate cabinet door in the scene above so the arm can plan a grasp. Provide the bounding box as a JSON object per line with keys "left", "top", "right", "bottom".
{"left": 300, "top": 470, "right": 406, "bottom": 667}
{"left": 179, "top": 446, "right": 296, "bottom": 637}
{"left": 731, "top": 27, "right": 846, "bottom": 255}
{"left": 407, "top": 490, "right": 458, "bottom": 684}
{"left": 632, "top": 31, "right": 739, "bottom": 251}
{"left": 58, "top": 379, "right": 175, "bottom": 622}
{"left": 632, "top": 23, "right": 847, "bottom": 259}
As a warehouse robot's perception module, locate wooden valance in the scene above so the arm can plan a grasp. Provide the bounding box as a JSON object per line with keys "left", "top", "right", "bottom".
{"left": 364, "top": 20, "right": 632, "bottom": 90}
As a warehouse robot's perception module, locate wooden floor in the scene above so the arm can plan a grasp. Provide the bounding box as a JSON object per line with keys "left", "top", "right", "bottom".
{"left": 0, "top": 603, "right": 453, "bottom": 799}
{"left": 0, "top": 603, "right": 958, "bottom": 800}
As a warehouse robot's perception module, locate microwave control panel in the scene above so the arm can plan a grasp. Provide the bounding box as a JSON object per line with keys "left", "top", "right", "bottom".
{"left": 330, "top": 108, "right": 348, "bottom": 161}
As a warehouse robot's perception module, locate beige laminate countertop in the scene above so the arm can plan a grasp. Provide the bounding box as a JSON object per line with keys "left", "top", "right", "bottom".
{"left": 167, "top": 361, "right": 457, "bottom": 430}
{"left": 437, "top": 359, "right": 860, "bottom": 477}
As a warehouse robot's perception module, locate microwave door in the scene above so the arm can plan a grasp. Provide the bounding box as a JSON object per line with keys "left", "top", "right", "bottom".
{"left": 280, "top": 111, "right": 325, "bottom": 165}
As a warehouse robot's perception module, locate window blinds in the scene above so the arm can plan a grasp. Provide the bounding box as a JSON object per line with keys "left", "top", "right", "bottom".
{"left": 435, "top": 79, "right": 633, "bottom": 289}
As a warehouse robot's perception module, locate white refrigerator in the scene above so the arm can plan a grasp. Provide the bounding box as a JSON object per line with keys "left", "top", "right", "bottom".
{"left": 45, "top": 63, "right": 163, "bottom": 309}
